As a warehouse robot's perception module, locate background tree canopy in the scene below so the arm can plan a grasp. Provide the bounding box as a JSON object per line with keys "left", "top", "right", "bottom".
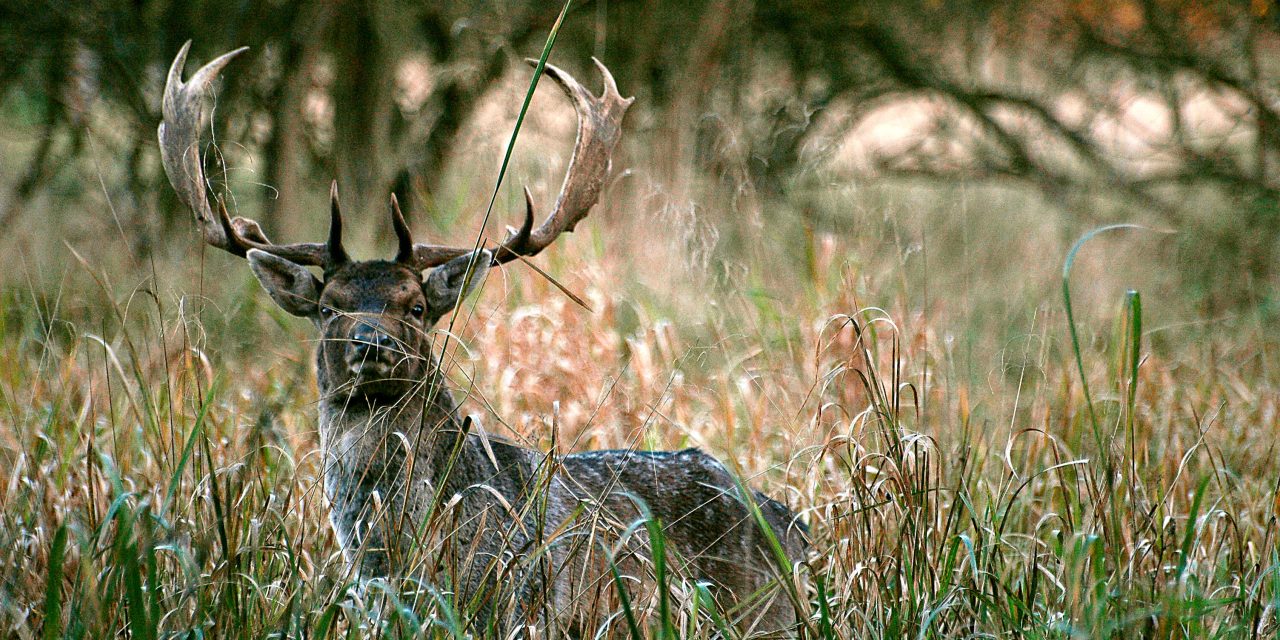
{"left": 1, "top": 0, "right": 1278, "bottom": 305}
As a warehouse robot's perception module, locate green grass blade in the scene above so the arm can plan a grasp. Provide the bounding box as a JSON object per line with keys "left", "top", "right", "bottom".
{"left": 642, "top": 513, "right": 675, "bottom": 639}
{"left": 162, "top": 378, "right": 220, "bottom": 516}
{"left": 606, "top": 544, "right": 645, "bottom": 640}
{"left": 1125, "top": 290, "right": 1141, "bottom": 449}
{"left": 1176, "top": 476, "right": 1212, "bottom": 582}
{"left": 725, "top": 467, "right": 810, "bottom": 631}
{"left": 116, "top": 507, "right": 155, "bottom": 640}
{"left": 478, "top": 0, "right": 572, "bottom": 228}
{"left": 693, "top": 581, "right": 734, "bottom": 639}
{"left": 1061, "top": 223, "right": 1144, "bottom": 443}
{"left": 40, "top": 524, "right": 68, "bottom": 640}
{"left": 814, "top": 573, "right": 836, "bottom": 639}
{"left": 445, "top": 0, "right": 574, "bottom": 326}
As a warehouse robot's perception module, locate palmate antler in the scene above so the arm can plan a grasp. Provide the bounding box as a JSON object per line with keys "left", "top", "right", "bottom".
{"left": 401, "top": 59, "right": 635, "bottom": 269}
{"left": 160, "top": 42, "right": 345, "bottom": 269}
{"left": 159, "top": 42, "right": 633, "bottom": 272}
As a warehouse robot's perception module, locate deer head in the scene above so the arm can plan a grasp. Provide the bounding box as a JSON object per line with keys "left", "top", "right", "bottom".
{"left": 158, "top": 42, "right": 632, "bottom": 399}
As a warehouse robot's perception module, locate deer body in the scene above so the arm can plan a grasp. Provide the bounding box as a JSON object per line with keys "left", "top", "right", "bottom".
{"left": 159, "top": 42, "right": 806, "bottom": 636}
{"left": 318, "top": 374, "right": 806, "bottom": 632}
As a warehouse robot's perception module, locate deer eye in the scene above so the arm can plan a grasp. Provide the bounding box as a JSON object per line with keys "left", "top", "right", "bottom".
{"left": 320, "top": 305, "right": 335, "bottom": 319}
{"left": 409, "top": 303, "right": 425, "bottom": 318}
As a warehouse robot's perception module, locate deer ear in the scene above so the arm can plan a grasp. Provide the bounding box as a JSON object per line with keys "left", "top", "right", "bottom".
{"left": 425, "top": 250, "right": 491, "bottom": 315}
{"left": 247, "top": 249, "right": 322, "bottom": 318}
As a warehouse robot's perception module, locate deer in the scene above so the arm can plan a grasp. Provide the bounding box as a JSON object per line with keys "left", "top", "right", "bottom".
{"left": 158, "top": 42, "right": 808, "bottom": 636}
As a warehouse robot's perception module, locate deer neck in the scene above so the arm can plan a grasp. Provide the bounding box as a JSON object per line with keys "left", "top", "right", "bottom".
{"left": 315, "top": 359, "right": 472, "bottom": 468}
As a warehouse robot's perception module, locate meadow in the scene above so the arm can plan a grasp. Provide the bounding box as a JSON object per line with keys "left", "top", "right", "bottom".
{"left": 2, "top": 34, "right": 1280, "bottom": 640}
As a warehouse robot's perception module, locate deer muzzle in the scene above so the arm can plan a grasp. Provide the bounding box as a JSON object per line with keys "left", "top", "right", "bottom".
{"left": 345, "top": 318, "right": 406, "bottom": 378}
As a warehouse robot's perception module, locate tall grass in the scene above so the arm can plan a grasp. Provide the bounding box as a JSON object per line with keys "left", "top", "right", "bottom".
{"left": 3, "top": 198, "right": 1277, "bottom": 636}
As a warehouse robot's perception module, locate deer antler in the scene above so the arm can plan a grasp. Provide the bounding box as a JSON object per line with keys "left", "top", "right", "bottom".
{"left": 404, "top": 58, "right": 634, "bottom": 269}
{"left": 159, "top": 41, "right": 343, "bottom": 268}
{"left": 161, "top": 43, "right": 629, "bottom": 272}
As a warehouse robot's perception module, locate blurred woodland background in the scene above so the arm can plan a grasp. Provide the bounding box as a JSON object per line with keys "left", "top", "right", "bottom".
{"left": 2, "top": 0, "right": 1278, "bottom": 307}
{"left": 4, "top": 1, "right": 1280, "bottom": 637}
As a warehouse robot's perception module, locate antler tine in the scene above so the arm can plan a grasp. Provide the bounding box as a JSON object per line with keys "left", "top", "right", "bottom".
{"left": 390, "top": 194, "right": 416, "bottom": 264}
{"left": 490, "top": 59, "right": 634, "bottom": 265}
{"left": 326, "top": 180, "right": 349, "bottom": 269}
{"left": 405, "top": 58, "right": 633, "bottom": 270}
{"left": 158, "top": 41, "right": 330, "bottom": 267}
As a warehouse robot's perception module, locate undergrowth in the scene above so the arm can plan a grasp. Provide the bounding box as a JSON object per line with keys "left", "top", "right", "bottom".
{"left": 2, "top": 200, "right": 1278, "bottom": 637}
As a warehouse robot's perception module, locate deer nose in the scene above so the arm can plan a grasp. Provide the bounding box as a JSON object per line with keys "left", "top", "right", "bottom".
{"left": 350, "top": 326, "right": 397, "bottom": 358}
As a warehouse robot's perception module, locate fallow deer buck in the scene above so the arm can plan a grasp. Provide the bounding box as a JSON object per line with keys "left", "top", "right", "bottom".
{"left": 159, "top": 42, "right": 807, "bottom": 636}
